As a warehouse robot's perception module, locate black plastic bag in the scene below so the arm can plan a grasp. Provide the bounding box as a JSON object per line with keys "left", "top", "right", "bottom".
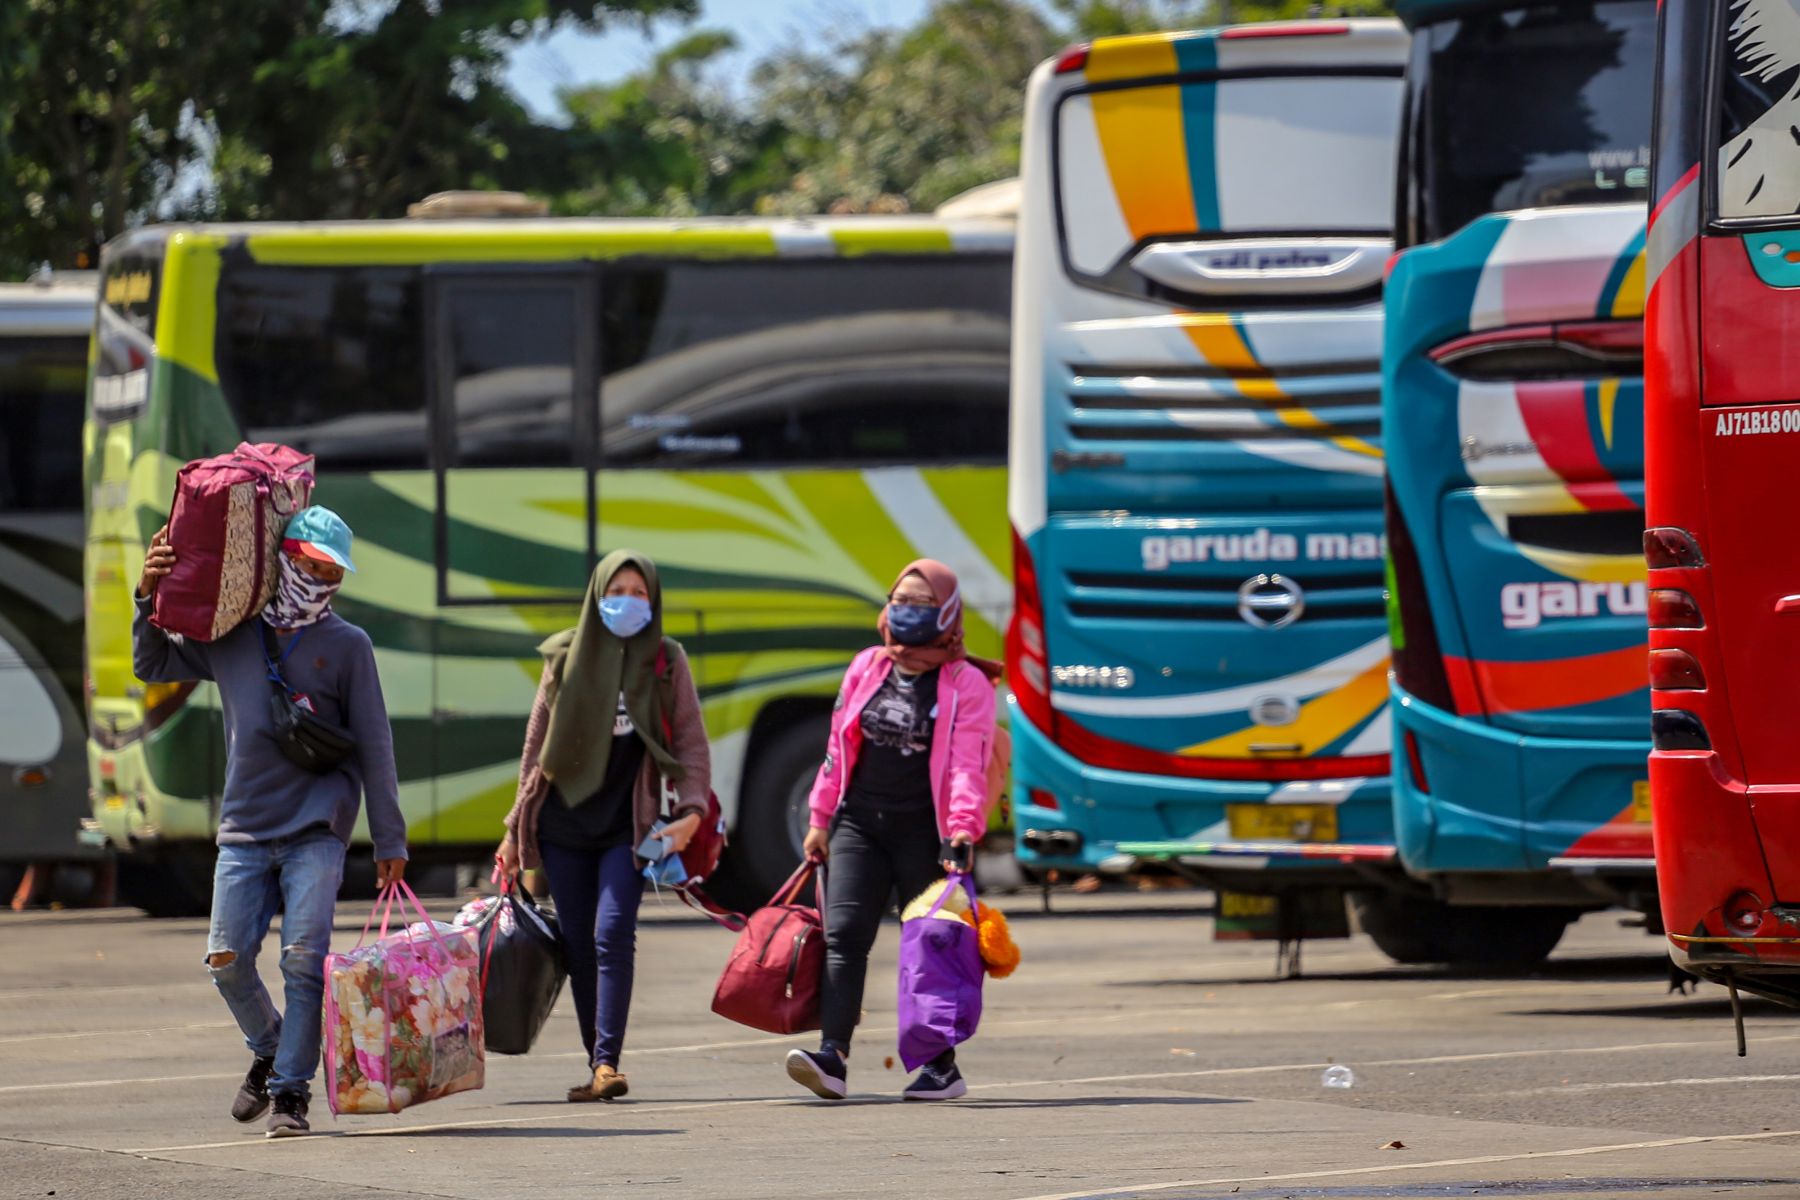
{"left": 471, "top": 878, "right": 567, "bottom": 1055}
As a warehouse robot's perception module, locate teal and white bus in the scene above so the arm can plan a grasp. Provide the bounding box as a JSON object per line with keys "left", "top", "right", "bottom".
{"left": 1007, "top": 22, "right": 1414, "bottom": 934}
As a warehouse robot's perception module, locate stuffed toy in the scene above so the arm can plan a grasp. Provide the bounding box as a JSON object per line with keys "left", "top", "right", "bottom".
{"left": 902, "top": 879, "right": 1021, "bottom": 979}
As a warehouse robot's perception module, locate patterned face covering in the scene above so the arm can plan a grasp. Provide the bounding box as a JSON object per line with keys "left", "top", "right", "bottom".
{"left": 264, "top": 555, "right": 340, "bottom": 629}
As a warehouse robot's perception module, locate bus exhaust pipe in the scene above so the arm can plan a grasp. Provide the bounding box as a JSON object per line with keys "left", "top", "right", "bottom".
{"left": 1022, "top": 829, "right": 1084, "bottom": 855}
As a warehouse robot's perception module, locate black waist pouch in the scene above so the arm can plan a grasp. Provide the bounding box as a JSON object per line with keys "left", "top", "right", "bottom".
{"left": 261, "top": 621, "right": 355, "bottom": 774}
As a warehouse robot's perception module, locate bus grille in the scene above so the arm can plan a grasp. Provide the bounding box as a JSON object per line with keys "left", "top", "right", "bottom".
{"left": 1063, "top": 567, "right": 1387, "bottom": 624}
{"left": 1062, "top": 363, "right": 1382, "bottom": 445}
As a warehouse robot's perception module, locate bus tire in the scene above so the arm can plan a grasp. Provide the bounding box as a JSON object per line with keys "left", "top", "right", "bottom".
{"left": 118, "top": 846, "right": 215, "bottom": 918}
{"left": 1352, "top": 892, "right": 1575, "bottom": 967}
{"left": 725, "top": 715, "right": 831, "bottom": 908}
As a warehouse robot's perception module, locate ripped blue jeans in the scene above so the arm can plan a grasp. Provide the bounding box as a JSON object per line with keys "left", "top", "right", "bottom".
{"left": 205, "top": 828, "right": 345, "bottom": 1100}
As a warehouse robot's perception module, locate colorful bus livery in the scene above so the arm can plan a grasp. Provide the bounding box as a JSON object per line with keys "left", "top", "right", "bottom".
{"left": 1008, "top": 22, "right": 1409, "bottom": 895}
{"left": 1384, "top": 0, "right": 1657, "bottom": 939}
{"left": 84, "top": 216, "right": 1014, "bottom": 914}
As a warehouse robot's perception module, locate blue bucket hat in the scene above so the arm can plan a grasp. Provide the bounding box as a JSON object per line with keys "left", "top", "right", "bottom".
{"left": 283, "top": 505, "right": 357, "bottom": 573}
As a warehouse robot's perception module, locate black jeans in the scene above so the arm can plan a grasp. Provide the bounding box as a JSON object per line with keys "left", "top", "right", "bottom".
{"left": 820, "top": 803, "right": 944, "bottom": 1053}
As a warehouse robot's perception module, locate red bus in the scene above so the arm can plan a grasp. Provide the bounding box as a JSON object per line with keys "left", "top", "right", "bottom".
{"left": 1648, "top": 0, "right": 1800, "bottom": 1012}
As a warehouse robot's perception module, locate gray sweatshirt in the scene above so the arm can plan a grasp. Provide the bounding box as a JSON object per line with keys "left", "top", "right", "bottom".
{"left": 133, "top": 597, "right": 408, "bottom": 860}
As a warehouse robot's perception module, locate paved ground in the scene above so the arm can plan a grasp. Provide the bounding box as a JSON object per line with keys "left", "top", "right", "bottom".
{"left": 5, "top": 888, "right": 1800, "bottom": 1200}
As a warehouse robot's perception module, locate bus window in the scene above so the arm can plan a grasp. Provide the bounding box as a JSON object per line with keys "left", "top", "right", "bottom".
{"left": 598, "top": 258, "right": 1011, "bottom": 468}
{"left": 1716, "top": 8, "right": 1800, "bottom": 219}
{"left": 443, "top": 284, "right": 581, "bottom": 467}
{"left": 1406, "top": 3, "right": 1656, "bottom": 244}
{"left": 1056, "top": 72, "right": 1401, "bottom": 292}
{"left": 215, "top": 265, "right": 428, "bottom": 470}
{"left": 430, "top": 273, "right": 593, "bottom": 601}
{"left": 0, "top": 337, "right": 87, "bottom": 512}
{"left": 93, "top": 252, "right": 159, "bottom": 425}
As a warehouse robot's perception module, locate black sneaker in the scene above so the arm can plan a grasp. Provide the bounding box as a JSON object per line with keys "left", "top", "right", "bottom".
{"left": 785, "top": 1047, "right": 847, "bottom": 1100}
{"left": 903, "top": 1058, "right": 966, "bottom": 1101}
{"left": 265, "top": 1091, "right": 310, "bottom": 1138}
{"left": 230, "top": 1055, "right": 275, "bottom": 1123}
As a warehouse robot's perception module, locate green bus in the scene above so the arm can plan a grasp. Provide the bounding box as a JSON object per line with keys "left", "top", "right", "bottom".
{"left": 85, "top": 215, "right": 1014, "bottom": 915}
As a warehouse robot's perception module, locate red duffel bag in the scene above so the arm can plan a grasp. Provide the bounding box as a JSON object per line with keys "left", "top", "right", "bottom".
{"left": 711, "top": 861, "right": 825, "bottom": 1035}
{"left": 153, "top": 442, "right": 315, "bottom": 642}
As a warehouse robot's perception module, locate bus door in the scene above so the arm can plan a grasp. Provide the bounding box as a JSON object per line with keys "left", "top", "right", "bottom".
{"left": 425, "top": 267, "right": 597, "bottom": 843}
{"left": 1670, "top": 12, "right": 1800, "bottom": 895}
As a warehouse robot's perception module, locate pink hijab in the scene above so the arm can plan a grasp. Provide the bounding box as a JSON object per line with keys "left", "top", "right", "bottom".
{"left": 878, "top": 559, "right": 1004, "bottom": 681}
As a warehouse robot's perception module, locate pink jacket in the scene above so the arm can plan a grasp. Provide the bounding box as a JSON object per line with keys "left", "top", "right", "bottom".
{"left": 807, "top": 647, "right": 998, "bottom": 842}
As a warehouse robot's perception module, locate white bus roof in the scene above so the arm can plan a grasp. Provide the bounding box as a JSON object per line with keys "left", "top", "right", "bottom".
{"left": 0, "top": 274, "right": 97, "bottom": 339}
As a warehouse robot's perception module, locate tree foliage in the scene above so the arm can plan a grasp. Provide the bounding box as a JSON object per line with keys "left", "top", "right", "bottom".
{"left": 1, "top": 0, "right": 1394, "bottom": 273}
{"left": 0, "top": 0, "right": 695, "bottom": 275}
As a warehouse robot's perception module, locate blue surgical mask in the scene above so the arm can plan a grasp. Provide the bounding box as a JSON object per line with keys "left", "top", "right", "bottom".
{"left": 887, "top": 603, "right": 943, "bottom": 647}
{"left": 599, "top": 594, "right": 653, "bottom": 638}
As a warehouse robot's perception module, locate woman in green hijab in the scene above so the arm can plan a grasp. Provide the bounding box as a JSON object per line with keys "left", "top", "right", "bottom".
{"left": 498, "top": 550, "right": 713, "bottom": 1101}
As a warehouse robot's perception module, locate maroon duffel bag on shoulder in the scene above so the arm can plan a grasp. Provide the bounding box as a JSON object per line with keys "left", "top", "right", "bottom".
{"left": 152, "top": 442, "right": 314, "bottom": 642}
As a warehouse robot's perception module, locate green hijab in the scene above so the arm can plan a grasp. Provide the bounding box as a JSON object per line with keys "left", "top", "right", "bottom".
{"left": 537, "top": 549, "right": 684, "bottom": 807}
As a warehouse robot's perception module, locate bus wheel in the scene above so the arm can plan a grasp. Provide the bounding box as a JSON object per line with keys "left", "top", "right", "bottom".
{"left": 727, "top": 715, "right": 830, "bottom": 906}
{"left": 1352, "top": 892, "right": 1576, "bottom": 967}
{"left": 118, "top": 846, "right": 215, "bottom": 918}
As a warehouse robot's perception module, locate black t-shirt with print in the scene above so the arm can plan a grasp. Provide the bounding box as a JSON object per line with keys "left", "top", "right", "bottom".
{"left": 537, "top": 694, "right": 646, "bottom": 851}
{"left": 843, "top": 668, "right": 939, "bottom": 813}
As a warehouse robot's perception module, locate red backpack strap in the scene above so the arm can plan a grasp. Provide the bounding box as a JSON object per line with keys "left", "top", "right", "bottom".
{"left": 677, "top": 883, "right": 747, "bottom": 932}
{"left": 654, "top": 638, "right": 675, "bottom": 743}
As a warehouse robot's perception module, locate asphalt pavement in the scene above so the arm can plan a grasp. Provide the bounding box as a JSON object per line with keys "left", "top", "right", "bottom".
{"left": 4, "top": 887, "right": 1799, "bottom": 1200}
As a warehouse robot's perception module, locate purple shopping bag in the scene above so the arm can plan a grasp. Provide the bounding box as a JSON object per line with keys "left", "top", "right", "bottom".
{"left": 896, "top": 873, "right": 985, "bottom": 1071}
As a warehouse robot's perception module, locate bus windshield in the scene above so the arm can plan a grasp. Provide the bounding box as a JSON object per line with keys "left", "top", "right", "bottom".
{"left": 1056, "top": 70, "right": 1401, "bottom": 286}
{"left": 1409, "top": 1, "right": 1657, "bottom": 242}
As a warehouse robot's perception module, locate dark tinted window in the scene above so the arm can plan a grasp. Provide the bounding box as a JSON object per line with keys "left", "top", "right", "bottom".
{"left": 215, "top": 265, "right": 426, "bottom": 470}
{"left": 93, "top": 249, "right": 160, "bottom": 423}
{"left": 101, "top": 250, "right": 160, "bottom": 338}
{"left": 599, "top": 257, "right": 1011, "bottom": 468}
{"left": 0, "top": 336, "right": 88, "bottom": 512}
{"left": 1412, "top": 2, "right": 1656, "bottom": 242}
{"left": 444, "top": 283, "right": 578, "bottom": 467}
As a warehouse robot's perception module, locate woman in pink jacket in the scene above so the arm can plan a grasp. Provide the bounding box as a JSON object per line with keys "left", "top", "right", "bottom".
{"left": 784, "top": 559, "right": 1000, "bottom": 1103}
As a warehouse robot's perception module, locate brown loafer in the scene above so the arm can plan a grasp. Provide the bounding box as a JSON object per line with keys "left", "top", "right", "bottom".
{"left": 567, "top": 1064, "right": 629, "bottom": 1102}
{"left": 593, "top": 1064, "right": 629, "bottom": 1100}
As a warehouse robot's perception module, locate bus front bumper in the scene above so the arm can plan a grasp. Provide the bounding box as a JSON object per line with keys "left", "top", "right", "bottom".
{"left": 87, "top": 739, "right": 216, "bottom": 850}
{"left": 1010, "top": 711, "right": 1398, "bottom": 886}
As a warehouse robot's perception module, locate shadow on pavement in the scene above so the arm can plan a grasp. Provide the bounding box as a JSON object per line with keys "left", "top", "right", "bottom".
{"left": 1514, "top": 996, "right": 1791, "bottom": 1021}
{"left": 382, "top": 1125, "right": 681, "bottom": 1139}
{"left": 960, "top": 1095, "right": 1245, "bottom": 1110}
{"left": 1112, "top": 952, "right": 1682, "bottom": 991}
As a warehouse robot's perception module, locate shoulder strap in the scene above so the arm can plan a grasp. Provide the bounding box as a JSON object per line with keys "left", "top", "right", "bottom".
{"left": 654, "top": 638, "right": 676, "bottom": 740}
{"left": 259, "top": 620, "right": 286, "bottom": 687}
{"left": 676, "top": 883, "right": 747, "bottom": 932}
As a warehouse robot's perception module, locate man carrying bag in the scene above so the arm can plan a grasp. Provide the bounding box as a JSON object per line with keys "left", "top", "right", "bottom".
{"left": 135, "top": 505, "right": 407, "bottom": 1137}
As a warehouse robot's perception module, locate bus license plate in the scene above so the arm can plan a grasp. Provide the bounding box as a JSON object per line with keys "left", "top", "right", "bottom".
{"left": 1632, "top": 781, "right": 1652, "bottom": 823}
{"left": 1227, "top": 804, "right": 1337, "bottom": 843}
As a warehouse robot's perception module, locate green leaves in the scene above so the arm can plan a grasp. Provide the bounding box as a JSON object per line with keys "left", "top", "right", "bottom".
{"left": 0, "top": 0, "right": 696, "bottom": 273}
{"left": 1, "top": 0, "right": 1394, "bottom": 272}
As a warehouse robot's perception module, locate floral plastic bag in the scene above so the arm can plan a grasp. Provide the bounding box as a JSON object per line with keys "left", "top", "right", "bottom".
{"left": 323, "top": 882, "right": 485, "bottom": 1116}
